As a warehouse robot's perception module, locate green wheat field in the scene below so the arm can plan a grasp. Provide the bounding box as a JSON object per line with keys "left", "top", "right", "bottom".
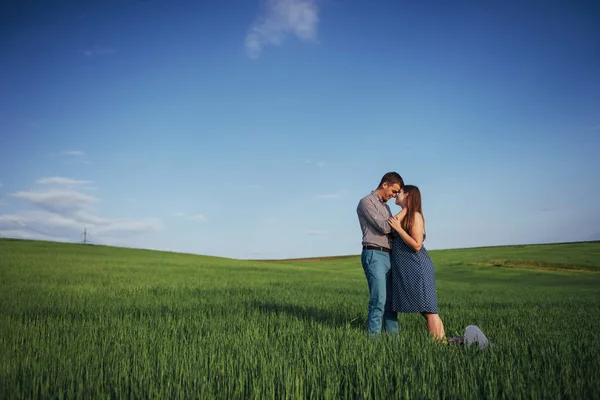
{"left": 1, "top": 239, "right": 599, "bottom": 399}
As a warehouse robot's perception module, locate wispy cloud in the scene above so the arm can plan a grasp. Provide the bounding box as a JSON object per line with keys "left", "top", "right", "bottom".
{"left": 81, "top": 45, "right": 115, "bottom": 57}
{"left": 174, "top": 212, "right": 208, "bottom": 223}
{"left": 245, "top": 0, "right": 319, "bottom": 58}
{"left": 63, "top": 150, "right": 86, "bottom": 157}
{"left": 37, "top": 177, "right": 90, "bottom": 185}
{"left": 60, "top": 150, "right": 91, "bottom": 165}
{"left": 0, "top": 180, "right": 161, "bottom": 244}
{"left": 591, "top": 124, "right": 600, "bottom": 131}
{"left": 305, "top": 159, "right": 326, "bottom": 167}
{"left": 190, "top": 214, "right": 207, "bottom": 222}
{"left": 11, "top": 190, "right": 97, "bottom": 215}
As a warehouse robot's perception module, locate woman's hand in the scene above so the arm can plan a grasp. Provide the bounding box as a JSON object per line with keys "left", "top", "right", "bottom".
{"left": 388, "top": 215, "right": 403, "bottom": 232}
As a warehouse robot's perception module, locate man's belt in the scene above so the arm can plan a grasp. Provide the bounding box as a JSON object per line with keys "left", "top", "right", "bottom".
{"left": 362, "top": 245, "right": 390, "bottom": 253}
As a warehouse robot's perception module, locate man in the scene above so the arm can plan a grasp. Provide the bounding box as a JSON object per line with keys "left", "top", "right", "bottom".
{"left": 357, "top": 172, "right": 404, "bottom": 335}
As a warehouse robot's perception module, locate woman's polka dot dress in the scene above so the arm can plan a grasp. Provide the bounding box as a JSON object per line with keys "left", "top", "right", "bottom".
{"left": 390, "top": 231, "right": 439, "bottom": 314}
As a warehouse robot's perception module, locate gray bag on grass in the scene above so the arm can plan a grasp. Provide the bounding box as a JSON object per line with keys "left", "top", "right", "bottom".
{"left": 463, "top": 325, "right": 490, "bottom": 349}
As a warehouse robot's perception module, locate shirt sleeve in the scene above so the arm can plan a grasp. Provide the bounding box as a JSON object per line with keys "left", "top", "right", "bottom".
{"left": 358, "top": 196, "right": 392, "bottom": 234}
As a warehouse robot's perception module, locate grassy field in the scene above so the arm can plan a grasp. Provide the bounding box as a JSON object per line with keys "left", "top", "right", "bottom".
{"left": 1, "top": 239, "right": 599, "bottom": 399}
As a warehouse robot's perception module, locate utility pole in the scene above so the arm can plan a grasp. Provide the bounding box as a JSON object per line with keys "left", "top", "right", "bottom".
{"left": 83, "top": 227, "right": 87, "bottom": 245}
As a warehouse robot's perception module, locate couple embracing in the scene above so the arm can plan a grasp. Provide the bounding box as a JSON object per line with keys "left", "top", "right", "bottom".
{"left": 357, "top": 172, "right": 446, "bottom": 340}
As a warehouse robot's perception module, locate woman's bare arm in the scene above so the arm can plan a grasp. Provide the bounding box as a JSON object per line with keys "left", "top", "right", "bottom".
{"left": 388, "top": 212, "right": 424, "bottom": 252}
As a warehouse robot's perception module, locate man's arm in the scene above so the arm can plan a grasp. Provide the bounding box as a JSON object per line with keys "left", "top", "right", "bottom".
{"left": 358, "top": 197, "right": 392, "bottom": 234}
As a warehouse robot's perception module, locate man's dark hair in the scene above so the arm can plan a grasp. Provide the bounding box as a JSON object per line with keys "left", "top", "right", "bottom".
{"left": 377, "top": 172, "right": 404, "bottom": 189}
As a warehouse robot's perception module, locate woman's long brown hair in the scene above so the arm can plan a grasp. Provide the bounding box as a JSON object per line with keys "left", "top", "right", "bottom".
{"left": 401, "top": 185, "right": 425, "bottom": 238}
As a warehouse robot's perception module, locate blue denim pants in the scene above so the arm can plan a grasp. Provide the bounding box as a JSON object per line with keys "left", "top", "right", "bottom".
{"left": 361, "top": 249, "right": 399, "bottom": 335}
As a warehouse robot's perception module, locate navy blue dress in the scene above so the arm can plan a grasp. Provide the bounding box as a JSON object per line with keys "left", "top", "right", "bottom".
{"left": 390, "top": 231, "right": 439, "bottom": 313}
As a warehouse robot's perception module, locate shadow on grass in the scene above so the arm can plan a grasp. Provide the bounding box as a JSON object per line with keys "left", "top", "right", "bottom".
{"left": 247, "top": 300, "right": 365, "bottom": 330}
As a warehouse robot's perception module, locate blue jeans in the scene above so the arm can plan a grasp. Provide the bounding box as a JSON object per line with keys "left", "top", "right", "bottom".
{"left": 361, "top": 249, "right": 399, "bottom": 335}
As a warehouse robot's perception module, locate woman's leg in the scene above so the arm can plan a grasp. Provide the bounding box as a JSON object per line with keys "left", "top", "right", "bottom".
{"left": 422, "top": 313, "right": 446, "bottom": 340}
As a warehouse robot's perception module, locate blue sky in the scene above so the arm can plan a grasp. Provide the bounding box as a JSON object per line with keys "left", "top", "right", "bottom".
{"left": 1, "top": 0, "right": 599, "bottom": 259}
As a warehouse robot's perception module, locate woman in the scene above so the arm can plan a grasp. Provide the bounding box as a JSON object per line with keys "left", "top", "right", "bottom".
{"left": 387, "top": 185, "right": 446, "bottom": 341}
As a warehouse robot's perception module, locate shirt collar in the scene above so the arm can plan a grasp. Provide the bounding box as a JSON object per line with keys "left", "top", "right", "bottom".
{"left": 371, "top": 190, "right": 386, "bottom": 203}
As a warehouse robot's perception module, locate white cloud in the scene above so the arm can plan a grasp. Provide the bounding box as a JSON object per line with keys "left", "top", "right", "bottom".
{"left": 11, "top": 190, "right": 96, "bottom": 215}
{"left": 305, "top": 159, "right": 326, "bottom": 167}
{"left": 0, "top": 209, "right": 160, "bottom": 243}
{"left": 173, "top": 212, "right": 208, "bottom": 222}
{"left": 190, "top": 214, "right": 207, "bottom": 222}
{"left": 0, "top": 227, "right": 73, "bottom": 243}
{"left": 56, "top": 151, "right": 90, "bottom": 165}
{"left": 245, "top": 0, "right": 319, "bottom": 58}
{"left": 81, "top": 45, "right": 114, "bottom": 57}
{"left": 0, "top": 181, "right": 161, "bottom": 245}
{"left": 63, "top": 150, "right": 86, "bottom": 157}
{"left": 37, "top": 177, "right": 90, "bottom": 185}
